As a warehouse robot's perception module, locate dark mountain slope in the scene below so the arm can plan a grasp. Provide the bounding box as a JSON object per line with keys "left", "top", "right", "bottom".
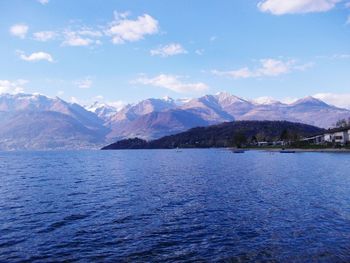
{"left": 102, "top": 120, "right": 324, "bottom": 149}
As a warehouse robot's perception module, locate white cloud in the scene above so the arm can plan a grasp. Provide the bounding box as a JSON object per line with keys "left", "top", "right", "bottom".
{"left": 37, "top": 0, "right": 49, "bottom": 4}
{"left": 210, "top": 36, "right": 217, "bottom": 42}
{"left": 0, "top": 79, "right": 27, "bottom": 94}
{"left": 32, "top": 26, "right": 102, "bottom": 45}
{"left": 317, "top": 54, "right": 350, "bottom": 60}
{"left": 318, "top": 53, "right": 350, "bottom": 59}
{"left": 134, "top": 74, "right": 209, "bottom": 93}
{"left": 195, "top": 49, "right": 204, "bottom": 55}
{"left": 313, "top": 93, "right": 350, "bottom": 109}
{"left": 62, "top": 31, "right": 95, "bottom": 46}
{"left": 345, "top": 1, "right": 350, "bottom": 7}
{"left": 10, "top": 24, "right": 29, "bottom": 39}
{"left": 334, "top": 54, "right": 350, "bottom": 58}
{"left": 212, "top": 67, "right": 254, "bottom": 79}
{"left": 33, "top": 31, "right": 56, "bottom": 41}
{"left": 11, "top": 11, "right": 157, "bottom": 47}
{"left": 17, "top": 50, "right": 54, "bottom": 62}
{"left": 106, "top": 12, "right": 159, "bottom": 44}
{"left": 150, "top": 43, "right": 187, "bottom": 57}
{"left": 61, "top": 26, "right": 103, "bottom": 47}
{"left": 293, "top": 62, "right": 314, "bottom": 71}
{"left": 258, "top": 0, "right": 341, "bottom": 15}
{"left": 74, "top": 77, "right": 93, "bottom": 89}
{"left": 61, "top": 28, "right": 103, "bottom": 47}
{"left": 77, "top": 29, "right": 103, "bottom": 37}
{"left": 259, "top": 59, "right": 294, "bottom": 76}
{"left": 212, "top": 59, "right": 312, "bottom": 79}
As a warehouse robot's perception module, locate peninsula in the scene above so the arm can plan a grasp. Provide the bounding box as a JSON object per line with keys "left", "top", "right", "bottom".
{"left": 101, "top": 120, "right": 324, "bottom": 150}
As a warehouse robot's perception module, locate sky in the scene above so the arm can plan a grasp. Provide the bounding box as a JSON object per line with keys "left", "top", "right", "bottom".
{"left": 1, "top": 0, "right": 350, "bottom": 108}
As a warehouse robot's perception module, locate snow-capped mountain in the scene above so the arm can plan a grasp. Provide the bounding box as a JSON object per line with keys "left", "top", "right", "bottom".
{"left": 252, "top": 96, "right": 281, "bottom": 105}
{"left": 109, "top": 98, "right": 176, "bottom": 123}
{"left": 0, "top": 93, "right": 104, "bottom": 129}
{"left": 214, "top": 92, "right": 255, "bottom": 117}
{"left": 86, "top": 102, "right": 118, "bottom": 121}
{"left": 0, "top": 93, "right": 109, "bottom": 150}
{"left": 180, "top": 94, "right": 234, "bottom": 123}
{"left": 106, "top": 92, "right": 350, "bottom": 141}
{"left": 0, "top": 92, "right": 349, "bottom": 149}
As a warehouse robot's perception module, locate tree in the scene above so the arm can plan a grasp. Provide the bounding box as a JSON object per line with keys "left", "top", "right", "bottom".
{"left": 290, "top": 132, "right": 300, "bottom": 142}
{"left": 280, "top": 129, "right": 289, "bottom": 141}
{"left": 336, "top": 118, "right": 350, "bottom": 128}
{"left": 232, "top": 132, "right": 247, "bottom": 148}
{"left": 256, "top": 132, "right": 266, "bottom": 142}
{"left": 251, "top": 135, "right": 258, "bottom": 144}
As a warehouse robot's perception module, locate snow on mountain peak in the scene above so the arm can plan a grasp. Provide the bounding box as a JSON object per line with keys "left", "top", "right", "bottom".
{"left": 252, "top": 96, "right": 280, "bottom": 105}
{"left": 292, "top": 96, "right": 328, "bottom": 106}
{"left": 162, "top": 96, "right": 174, "bottom": 103}
{"left": 175, "top": 97, "right": 192, "bottom": 105}
{"left": 214, "top": 92, "right": 250, "bottom": 105}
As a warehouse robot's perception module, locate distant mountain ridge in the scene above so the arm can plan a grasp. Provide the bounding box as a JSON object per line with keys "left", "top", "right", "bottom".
{"left": 0, "top": 92, "right": 349, "bottom": 150}
{"left": 101, "top": 92, "right": 350, "bottom": 141}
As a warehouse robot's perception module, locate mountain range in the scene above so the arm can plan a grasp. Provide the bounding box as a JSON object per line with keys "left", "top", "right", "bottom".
{"left": 0, "top": 92, "right": 349, "bottom": 150}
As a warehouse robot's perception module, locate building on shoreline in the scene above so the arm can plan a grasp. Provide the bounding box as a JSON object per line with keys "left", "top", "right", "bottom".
{"left": 257, "top": 141, "right": 286, "bottom": 147}
{"left": 302, "top": 126, "right": 350, "bottom": 145}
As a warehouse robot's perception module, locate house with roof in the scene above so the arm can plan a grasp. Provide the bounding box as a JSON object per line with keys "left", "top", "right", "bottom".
{"left": 302, "top": 126, "right": 350, "bottom": 145}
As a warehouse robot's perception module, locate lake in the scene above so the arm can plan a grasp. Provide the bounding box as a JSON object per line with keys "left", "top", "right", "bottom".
{"left": 1, "top": 150, "right": 350, "bottom": 262}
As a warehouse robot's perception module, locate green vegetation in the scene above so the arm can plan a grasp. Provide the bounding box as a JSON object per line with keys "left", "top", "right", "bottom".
{"left": 232, "top": 132, "right": 247, "bottom": 148}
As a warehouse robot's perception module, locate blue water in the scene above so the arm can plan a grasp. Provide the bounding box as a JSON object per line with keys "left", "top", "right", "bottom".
{"left": 1, "top": 150, "right": 350, "bottom": 262}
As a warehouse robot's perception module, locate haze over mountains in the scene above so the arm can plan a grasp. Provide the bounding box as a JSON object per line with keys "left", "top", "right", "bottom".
{"left": 0, "top": 92, "right": 349, "bottom": 150}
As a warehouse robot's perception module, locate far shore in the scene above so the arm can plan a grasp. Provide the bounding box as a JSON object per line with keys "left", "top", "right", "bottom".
{"left": 232, "top": 148, "right": 350, "bottom": 153}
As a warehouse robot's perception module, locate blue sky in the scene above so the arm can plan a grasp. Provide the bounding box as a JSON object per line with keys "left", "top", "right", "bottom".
{"left": 1, "top": 0, "right": 350, "bottom": 108}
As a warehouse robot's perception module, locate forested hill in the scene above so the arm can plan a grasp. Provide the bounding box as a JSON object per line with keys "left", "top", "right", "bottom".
{"left": 101, "top": 121, "right": 324, "bottom": 150}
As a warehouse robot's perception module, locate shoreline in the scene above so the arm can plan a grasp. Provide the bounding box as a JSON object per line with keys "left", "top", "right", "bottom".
{"left": 236, "top": 148, "right": 350, "bottom": 153}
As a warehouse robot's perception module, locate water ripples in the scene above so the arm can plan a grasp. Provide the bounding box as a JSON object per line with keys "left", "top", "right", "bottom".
{"left": 1, "top": 150, "right": 350, "bottom": 262}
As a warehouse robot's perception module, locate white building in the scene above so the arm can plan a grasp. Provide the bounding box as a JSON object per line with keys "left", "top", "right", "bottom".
{"left": 324, "top": 129, "right": 350, "bottom": 144}
{"left": 303, "top": 127, "right": 350, "bottom": 145}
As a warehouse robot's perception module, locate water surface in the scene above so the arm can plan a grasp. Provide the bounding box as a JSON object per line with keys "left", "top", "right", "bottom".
{"left": 1, "top": 150, "right": 350, "bottom": 262}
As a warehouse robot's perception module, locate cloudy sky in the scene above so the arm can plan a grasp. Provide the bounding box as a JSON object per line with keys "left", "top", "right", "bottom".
{"left": 1, "top": 0, "right": 350, "bottom": 107}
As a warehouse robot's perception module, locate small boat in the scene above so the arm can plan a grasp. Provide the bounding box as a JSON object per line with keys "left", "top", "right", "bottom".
{"left": 232, "top": 150, "right": 245, "bottom": 153}
{"left": 280, "top": 150, "right": 295, "bottom": 153}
